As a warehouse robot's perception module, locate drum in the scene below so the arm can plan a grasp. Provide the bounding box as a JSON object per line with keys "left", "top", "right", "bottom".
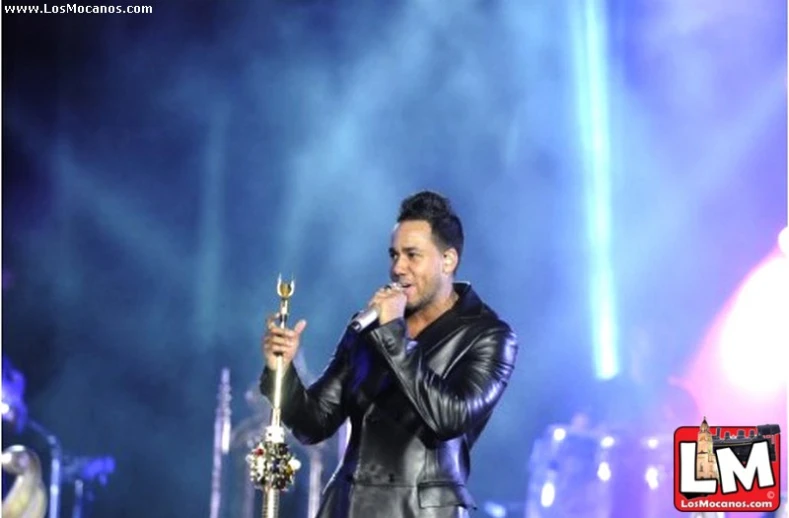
{"left": 526, "top": 425, "right": 611, "bottom": 518}
{"left": 526, "top": 425, "right": 677, "bottom": 518}
{"left": 598, "top": 432, "right": 677, "bottom": 518}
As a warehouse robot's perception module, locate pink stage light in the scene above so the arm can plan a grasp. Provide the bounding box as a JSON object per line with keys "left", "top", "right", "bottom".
{"left": 680, "top": 250, "right": 788, "bottom": 500}
{"left": 683, "top": 251, "right": 787, "bottom": 421}
{"left": 718, "top": 254, "right": 789, "bottom": 397}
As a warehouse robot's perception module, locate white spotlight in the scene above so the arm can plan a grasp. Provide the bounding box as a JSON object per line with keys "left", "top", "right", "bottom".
{"left": 645, "top": 466, "right": 660, "bottom": 490}
{"left": 597, "top": 461, "right": 611, "bottom": 481}
{"left": 779, "top": 226, "right": 789, "bottom": 257}
{"left": 540, "top": 482, "right": 556, "bottom": 508}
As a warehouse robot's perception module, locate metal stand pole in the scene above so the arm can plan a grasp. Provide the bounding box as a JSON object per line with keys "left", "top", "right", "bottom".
{"left": 71, "top": 480, "right": 84, "bottom": 518}
{"left": 27, "top": 420, "right": 62, "bottom": 518}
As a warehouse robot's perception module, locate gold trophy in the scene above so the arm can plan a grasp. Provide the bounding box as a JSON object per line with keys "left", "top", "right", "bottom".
{"left": 246, "top": 275, "right": 301, "bottom": 518}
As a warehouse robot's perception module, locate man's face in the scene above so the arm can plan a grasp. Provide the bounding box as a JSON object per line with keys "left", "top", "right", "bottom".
{"left": 388, "top": 220, "right": 451, "bottom": 312}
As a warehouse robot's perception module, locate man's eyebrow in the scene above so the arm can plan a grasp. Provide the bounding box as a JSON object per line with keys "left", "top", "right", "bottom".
{"left": 389, "top": 246, "right": 419, "bottom": 255}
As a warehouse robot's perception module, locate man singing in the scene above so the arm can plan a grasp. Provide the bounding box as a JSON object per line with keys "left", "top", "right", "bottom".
{"left": 260, "top": 190, "right": 518, "bottom": 518}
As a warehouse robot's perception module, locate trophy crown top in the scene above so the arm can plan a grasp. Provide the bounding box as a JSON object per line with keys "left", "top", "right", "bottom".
{"left": 276, "top": 274, "right": 295, "bottom": 299}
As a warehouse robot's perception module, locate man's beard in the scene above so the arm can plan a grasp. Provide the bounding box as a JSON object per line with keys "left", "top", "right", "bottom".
{"left": 404, "top": 284, "right": 439, "bottom": 316}
{"left": 404, "top": 297, "right": 423, "bottom": 317}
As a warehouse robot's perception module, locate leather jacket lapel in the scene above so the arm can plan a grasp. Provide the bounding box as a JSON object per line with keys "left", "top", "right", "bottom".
{"left": 416, "top": 283, "right": 482, "bottom": 375}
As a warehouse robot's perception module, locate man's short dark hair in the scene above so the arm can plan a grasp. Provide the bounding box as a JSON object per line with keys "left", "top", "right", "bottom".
{"left": 397, "top": 191, "right": 464, "bottom": 270}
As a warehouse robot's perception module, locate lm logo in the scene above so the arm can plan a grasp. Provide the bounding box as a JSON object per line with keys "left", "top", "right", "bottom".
{"left": 674, "top": 417, "right": 781, "bottom": 512}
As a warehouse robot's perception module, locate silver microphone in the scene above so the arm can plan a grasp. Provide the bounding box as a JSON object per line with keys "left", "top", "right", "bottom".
{"left": 348, "top": 282, "right": 401, "bottom": 332}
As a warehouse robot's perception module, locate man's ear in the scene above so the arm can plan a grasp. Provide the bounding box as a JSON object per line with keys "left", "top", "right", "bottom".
{"left": 442, "top": 248, "right": 459, "bottom": 275}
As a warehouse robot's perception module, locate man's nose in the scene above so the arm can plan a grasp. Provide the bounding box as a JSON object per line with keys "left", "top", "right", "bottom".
{"left": 391, "top": 257, "right": 407, "bottom": 278}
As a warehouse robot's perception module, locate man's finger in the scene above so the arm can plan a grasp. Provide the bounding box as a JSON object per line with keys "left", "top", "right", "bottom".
{"left": 281, "top": 328, "right": 301, "bottom": 338}
{"left": 268, "top": 326, "right": 290, "bottom": 337}
{"left": 266, "top": 312, "right": 279, "bottom": 326}
{"left": 268, "top": 335, "right": 292, "bottom": 348}
{"left": 264, "top": 337, "right": 289, "bottom": 352}
{"left": 270, "top": 344, "right": 289, "bottom": 354}
{"left": 294, "top": 319, "right": 307, "bottom": 335}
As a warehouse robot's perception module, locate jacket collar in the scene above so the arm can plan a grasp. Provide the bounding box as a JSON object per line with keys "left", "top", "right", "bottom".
{"left": 451, "top": 281, "right": 485, "bottom": 320}
{"left": 411, "top": 281, "right": 483, "bottom": 347}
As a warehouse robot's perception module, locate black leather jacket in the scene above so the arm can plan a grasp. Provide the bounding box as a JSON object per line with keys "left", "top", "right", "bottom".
{"left": 260, "top": 283, "right": 518, "bottom": 518}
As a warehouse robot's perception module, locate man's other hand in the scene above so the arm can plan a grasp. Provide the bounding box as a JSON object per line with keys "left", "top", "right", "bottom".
{"left": 261, "top": 313, "right": 307, "bottom": 371}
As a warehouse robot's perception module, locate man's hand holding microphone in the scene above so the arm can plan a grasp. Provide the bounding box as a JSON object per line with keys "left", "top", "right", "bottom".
{"left": 365, "top": 282, "right": 407, "bottom": 327}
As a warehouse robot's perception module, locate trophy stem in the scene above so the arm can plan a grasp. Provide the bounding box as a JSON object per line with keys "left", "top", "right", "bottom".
{"left": 262, "top": 488, "right": 279, "bottom": 518}
{"left": 271, "top": 298, "right": 288, "bottom": 426}
{"left": 271, "top": 355, "right": 284, "bottom": 426}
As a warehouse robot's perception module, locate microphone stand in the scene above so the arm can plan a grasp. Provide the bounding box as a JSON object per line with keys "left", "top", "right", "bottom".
{"left": 27, "top": 419, "right": 63, "bottom": 518}
{"left": 209, "top": 367, "right": 231, "bottom": 518}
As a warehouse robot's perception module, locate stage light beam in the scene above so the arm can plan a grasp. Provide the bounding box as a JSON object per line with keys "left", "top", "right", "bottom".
{"left": 571, "top": 0, "right": 619, "bottom": 380}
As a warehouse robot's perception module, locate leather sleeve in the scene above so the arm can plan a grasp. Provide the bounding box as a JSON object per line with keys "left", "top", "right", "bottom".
{"left": 367, "top": 318, "right": 518, "bottom": 441}
{"left": 259, "top": 332, "right": 352, "bottom": 445}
